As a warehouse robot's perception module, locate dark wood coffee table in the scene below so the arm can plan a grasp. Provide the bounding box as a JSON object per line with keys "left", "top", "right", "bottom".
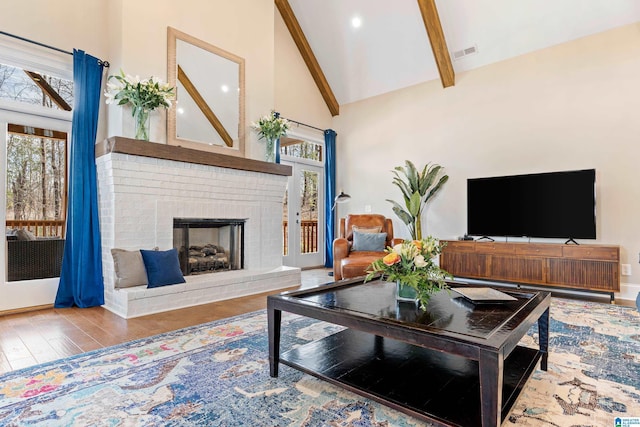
{"left": 268, "top": 278, "right": 550, "bottom": 427}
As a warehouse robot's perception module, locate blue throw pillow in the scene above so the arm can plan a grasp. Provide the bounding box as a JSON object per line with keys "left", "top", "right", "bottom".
{"left": 352, "top": 231, "right": 387, "bottom": 252}
{"left": 140, "top": 248, "right": 186, "bottom": 288}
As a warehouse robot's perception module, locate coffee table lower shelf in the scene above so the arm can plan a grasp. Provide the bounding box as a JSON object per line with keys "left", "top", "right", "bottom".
{"left": 280, "top": 328, "right": 541, "bottom": 427}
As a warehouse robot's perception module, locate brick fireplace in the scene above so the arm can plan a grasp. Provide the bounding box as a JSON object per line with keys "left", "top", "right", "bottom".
{"left": 95, "top": 137, "right": 300, "bottom": 318}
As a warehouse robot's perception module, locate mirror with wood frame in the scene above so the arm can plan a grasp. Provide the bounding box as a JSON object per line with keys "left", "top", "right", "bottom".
{"left": 167, "top": 27, "right": 245, "bottom": 156}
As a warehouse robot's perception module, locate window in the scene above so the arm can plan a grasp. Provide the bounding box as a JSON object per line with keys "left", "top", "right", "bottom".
{"left": 6, "top": 124, "right": 67, "bottom": 237}
{"left": 0, "top": 62, "right": 73, "bottom": 111}
{"left": 280, "top": 137, "right": 323, "bottom": 162}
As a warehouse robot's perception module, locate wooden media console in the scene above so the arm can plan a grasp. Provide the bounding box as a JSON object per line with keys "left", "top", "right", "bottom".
{"left": 440, "top": 241, "right": 620, "bottom": 301}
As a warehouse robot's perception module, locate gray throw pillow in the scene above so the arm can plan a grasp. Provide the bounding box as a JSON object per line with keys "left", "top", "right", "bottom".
{"left": 352, "top": 231, "right": 387, "bottom": 252}
{"left": 111, "top": 248, "right": 148, "bottom": 288}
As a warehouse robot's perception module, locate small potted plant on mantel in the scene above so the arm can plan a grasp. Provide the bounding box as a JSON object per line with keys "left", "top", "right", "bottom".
{"left": 251, "top": 111, "right": 290, "bottom": 163}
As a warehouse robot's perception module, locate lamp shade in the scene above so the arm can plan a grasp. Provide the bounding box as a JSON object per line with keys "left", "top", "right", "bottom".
{"left": 335, "top": 191, "right": 351, "bottom": 203}
{"left": 332, "top": 191, "right": 351, "bottom": 210}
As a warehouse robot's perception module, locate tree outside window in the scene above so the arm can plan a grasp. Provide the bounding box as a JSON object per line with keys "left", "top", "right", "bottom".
{"left": 0, "top": 63, "right": 73, "bottom": 110}
{"left": 6, "top": 128, "right": 67, "bottom": 237}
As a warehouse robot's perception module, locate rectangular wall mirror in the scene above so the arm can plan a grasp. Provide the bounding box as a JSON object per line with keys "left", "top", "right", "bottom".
{"left": 167, "top": 27, "right": 245, "bottom": 156}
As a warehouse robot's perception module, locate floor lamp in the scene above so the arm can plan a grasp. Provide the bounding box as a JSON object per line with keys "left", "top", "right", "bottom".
{"left": 328, "top": 191, "right": 351, "bottom": 276}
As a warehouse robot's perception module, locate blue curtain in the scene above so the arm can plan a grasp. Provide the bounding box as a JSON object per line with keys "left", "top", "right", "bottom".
{"left": 55, "top": 50, "right": 106, "bottom": 308}
{"left": 324, "top": 129, "right": 337, "bottom": 267}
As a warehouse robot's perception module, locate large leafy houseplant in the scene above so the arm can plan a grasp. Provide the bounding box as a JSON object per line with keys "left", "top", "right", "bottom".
{"left": 387, "top": 161, "right": 448, "bottom": 240}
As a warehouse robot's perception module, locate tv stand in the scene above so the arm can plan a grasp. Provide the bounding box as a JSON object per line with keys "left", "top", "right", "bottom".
{"left": 440, "top": 240, "right": 620, "bottom": 301}
{"left": 564, "top": 238, "right": 579, "bottom": 245}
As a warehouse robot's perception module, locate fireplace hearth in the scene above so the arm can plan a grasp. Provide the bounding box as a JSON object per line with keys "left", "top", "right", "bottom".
{"left": 173, "top": 218, "right": 245, "bottom": 276}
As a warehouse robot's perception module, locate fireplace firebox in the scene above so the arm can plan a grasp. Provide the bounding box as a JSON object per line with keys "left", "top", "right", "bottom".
{"left": 173, "top": 218, "right": 245, "bottom": 276}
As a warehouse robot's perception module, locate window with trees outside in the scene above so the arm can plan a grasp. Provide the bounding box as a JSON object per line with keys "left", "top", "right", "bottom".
{"left": 1, "top": 60, "right": 72, "bottom": 282}
{"left": 0, "top": 62, "right": 73, "bottom": 111}
{"left": 6, "top": 125, "right": 67, "bottom": 237}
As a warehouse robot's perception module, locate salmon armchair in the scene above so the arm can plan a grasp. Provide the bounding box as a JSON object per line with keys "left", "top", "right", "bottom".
{"left": 333, "top": 214, "right": 403, "bottom": 280}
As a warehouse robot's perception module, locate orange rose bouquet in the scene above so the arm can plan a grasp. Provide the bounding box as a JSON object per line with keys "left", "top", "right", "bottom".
{"left": 365, "top": 236, "right": 450, "bottom": 308}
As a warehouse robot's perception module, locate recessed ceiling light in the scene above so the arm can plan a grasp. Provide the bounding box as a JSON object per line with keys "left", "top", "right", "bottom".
{"left": 177, "top": 107, "right": 185, "bottom": 115}
{"left": 351, "top": 16, "right": 362, "bottom": 29}
{"left": 221, "top": 85, "right": 229, "bottom": 93}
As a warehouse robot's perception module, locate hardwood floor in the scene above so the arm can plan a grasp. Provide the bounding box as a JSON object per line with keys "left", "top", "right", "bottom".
{"left": 0, "top": 268, "right": 333, "bottom": 375}
{"left": 0, "top": 268, "right": 633, "bottom": 376}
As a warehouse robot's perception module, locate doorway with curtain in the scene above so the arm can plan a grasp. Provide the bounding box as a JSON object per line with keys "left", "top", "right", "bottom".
{"left": 281, "top": 129, "right": 325, "bottom": 269}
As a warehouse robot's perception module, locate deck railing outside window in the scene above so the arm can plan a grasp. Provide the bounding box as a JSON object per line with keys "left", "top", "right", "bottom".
{"left": 283, "top": 220, "right": 318, "bottom": 255}
{"left": 6, "top": 220, "right": 65, "bottom": 238}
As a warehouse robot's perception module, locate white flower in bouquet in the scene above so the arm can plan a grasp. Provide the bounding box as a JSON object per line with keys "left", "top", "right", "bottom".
{"left": 250, "top": 111, "right": 290, "bottom": 142}
{"left": 366, "top": 236, "right": 451, "bottom": 309}
{"left": 104, "top": 69, "right": 175, "bottom": 111}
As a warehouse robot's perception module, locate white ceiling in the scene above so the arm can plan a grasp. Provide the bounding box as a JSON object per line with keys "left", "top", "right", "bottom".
{"left": 288, "top": 0, "right": 640, "bottom": 106}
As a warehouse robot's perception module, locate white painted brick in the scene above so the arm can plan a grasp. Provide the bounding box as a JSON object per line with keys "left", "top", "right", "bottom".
{"left": 97, "top": 152, "right": 294, "bottom": 318}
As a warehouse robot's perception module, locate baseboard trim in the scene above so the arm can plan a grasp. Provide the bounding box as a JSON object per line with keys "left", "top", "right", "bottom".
{"left": 0, "top": 303, "right": 54, "bottom": 317}
{"left": 618, "top": 282, "right": 640, "bottom": 302}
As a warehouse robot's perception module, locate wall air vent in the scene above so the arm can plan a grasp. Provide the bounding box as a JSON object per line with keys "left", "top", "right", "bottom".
{"left": 452, "top": 45, "right": 478, "bottom": 60}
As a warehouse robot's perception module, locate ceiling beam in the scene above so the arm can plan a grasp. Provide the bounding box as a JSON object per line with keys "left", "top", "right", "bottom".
{"left": 417, "top": 0, "right": 455, "bottom": 88}
{"left": 275, "top": 0, "right": 340, "bottom": 116}
{"left": 24, "top": 70, "right": 72, "bottom": 111}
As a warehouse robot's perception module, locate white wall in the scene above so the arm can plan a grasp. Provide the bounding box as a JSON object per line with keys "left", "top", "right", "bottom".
{"left": 274, "top": 11, "right": 332, "bottom": 129}
{"left": 334, "top": 23, "right": 640, "bottom": 295}
{"left": 0, "top": 0, "right": 109, "bottom": 60}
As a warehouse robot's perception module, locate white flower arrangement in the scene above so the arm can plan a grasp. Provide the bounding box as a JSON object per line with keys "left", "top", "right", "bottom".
{"left": 366, "top": 237, "right": 450, "bottom": 309}
{"left": 104, "top": 70, "right": 175, "bottom": 111}
{"left": 250, "top": 111, "right": 290, "bottom": 142}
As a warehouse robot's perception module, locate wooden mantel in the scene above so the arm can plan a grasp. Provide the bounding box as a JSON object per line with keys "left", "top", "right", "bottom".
{"left": 95, "top": 136, "right": 292, "bottom": 177}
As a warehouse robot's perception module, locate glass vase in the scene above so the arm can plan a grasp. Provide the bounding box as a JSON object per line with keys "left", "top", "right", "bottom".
{"left": 396, "top": 281, "right": 418, "bottom": 302}
{"left": 133, "top": 107, "right": 151, "bottom": 141}
{"left": 265, "top": 137, "right": 276, "bottom": 162}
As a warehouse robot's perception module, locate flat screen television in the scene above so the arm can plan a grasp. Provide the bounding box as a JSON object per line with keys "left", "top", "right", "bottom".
{"left": 467, "top": 169, "right": 596, "bottom": 239}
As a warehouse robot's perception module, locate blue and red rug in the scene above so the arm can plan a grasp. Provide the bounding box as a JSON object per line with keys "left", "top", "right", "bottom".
{"left": 0, "top": 298, "right": 638, "bottom": 426}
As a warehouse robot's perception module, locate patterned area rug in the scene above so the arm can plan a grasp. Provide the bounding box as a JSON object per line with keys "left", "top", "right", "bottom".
{"left": 0, "top": 298, "right": 638, "bottom": 426}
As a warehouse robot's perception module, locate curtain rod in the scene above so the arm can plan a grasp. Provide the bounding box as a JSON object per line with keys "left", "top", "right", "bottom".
{"left": 0, "top": 31, "right": 110, "bottom": 67}
{"left": 282, "top": 117, "right": 325, "bottom": 132}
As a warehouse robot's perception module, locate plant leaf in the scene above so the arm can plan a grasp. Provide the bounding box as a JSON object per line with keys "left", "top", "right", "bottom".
{"left": 425, "top": 175, "right": 449, "bottom": 202}
{"left": 404, "top": 160, "right": 419, "bottom": 193}
{"left": 387, "top": 199, "right": 412, "bottom": 225}
{"left": 408, "top": 191, "right": 422, "bottom": 216}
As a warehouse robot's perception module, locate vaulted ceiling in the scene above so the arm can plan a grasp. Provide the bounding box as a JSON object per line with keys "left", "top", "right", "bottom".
{"left": 278, "top": 0, "right": 640, "bottom": 116}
